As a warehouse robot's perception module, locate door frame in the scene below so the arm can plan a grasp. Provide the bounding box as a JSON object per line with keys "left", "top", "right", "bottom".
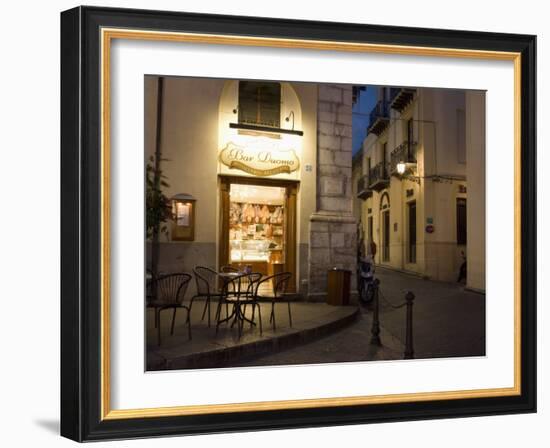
{"left": 407, "top": 200, "right": 417, "bottom": 264}
{"left": 379, "top": 191, "right": 391, "bottom": 263}
{"left": 218, "top": 175, "right": 299, "bottom": 292}
{"left": 382, "top": 209, "right": 390, "bottom": 262}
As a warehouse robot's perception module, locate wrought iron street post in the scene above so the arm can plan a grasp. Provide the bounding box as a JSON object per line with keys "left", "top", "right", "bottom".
{"left": 404, "top": 291, "right": 415, "bottom": 359}
{"left": 370, "top": 279, "right": 381, "bottom": 346}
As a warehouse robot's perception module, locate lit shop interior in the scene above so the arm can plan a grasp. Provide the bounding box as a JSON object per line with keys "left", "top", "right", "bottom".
{"left": 228, "top": 184, "right": 286, "bottom": 277}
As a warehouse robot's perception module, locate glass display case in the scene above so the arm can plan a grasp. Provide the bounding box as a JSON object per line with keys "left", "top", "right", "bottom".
{"left": 230, "top": 239, "right": 271, "bottom": 262}
{"left": 228, "top": 206, "right": 285, "bottom": 264}
{"left": 228, "top": 185, "right": 286, "bottom": 270}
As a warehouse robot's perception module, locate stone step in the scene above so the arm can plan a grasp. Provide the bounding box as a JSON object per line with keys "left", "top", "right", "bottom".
{"left": 147, "top": 304, "right": 360, "bottom": 371}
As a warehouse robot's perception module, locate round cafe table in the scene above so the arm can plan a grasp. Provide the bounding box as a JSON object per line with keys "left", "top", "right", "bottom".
{"left": 216, "top": 272, "right": 259, "bottom": 336}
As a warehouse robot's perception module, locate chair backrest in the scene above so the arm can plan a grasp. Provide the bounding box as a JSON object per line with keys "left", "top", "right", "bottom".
{"left": 241, "top": 272, "right": 262, "bottom": 297}
{"left": 155, "top": 273, "right": 192, "bottom": 305}
{"left": 145, "top": 269, "right": 153, "bottom": 300}
{"left": 255, "top": 272, "right": 292, "bottom": 298}
{"left": 193, "top": 266, "right": 219, "bottom": 296}
{"left": 221, "top": 265, "right": 239, "bottom": 273}
{"left": 223, "top": 272, "right": 262, "bottom": 298}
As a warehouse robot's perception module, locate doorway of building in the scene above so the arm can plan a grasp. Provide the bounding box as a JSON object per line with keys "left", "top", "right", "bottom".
{"left": 367, "top": 215, "right": 373, "bottom": 247}
{"left": 219, "top": 176, "right": 298, "bottom": 292}
{"left": 408, "top": 201, "right": 417, "bottom": 263}
{"left": 382, "top": 210, "right": 390, "bottom": 262}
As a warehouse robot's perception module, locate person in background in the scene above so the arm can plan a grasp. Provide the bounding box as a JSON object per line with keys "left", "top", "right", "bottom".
{"left": 457, "top": 251, "right": 467, "bottom": 283}
{"left": 358, "top": 241, "right": 375, "bottom": 304}
{"left": 369, "top": 239, "right": 377, "bottom": 266}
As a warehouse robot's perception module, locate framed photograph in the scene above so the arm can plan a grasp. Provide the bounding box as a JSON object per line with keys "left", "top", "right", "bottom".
{"left": 60, "top": 6, "right": 536, "bottom": 442}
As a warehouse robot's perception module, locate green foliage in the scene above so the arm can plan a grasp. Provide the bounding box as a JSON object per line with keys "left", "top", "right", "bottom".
{"left": 146, "top": 155, "right": 172, "bottom": 239}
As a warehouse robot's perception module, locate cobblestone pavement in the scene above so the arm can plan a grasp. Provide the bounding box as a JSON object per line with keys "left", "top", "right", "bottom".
{"left": 235, "top": 267, "right": 485, "bottom": 367}
{"left": 375, "top": 267, "right": 486, "bottom": 359}
{"left": 146, "top": 301, "right": 362, "bottom": 370}
{"left": 232, "top": 309, "right": 403, "bottom": 367}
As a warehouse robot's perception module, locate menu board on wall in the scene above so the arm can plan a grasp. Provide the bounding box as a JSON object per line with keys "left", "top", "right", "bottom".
{"left": 176, "top": 203, "right": 190, "bottom": 226}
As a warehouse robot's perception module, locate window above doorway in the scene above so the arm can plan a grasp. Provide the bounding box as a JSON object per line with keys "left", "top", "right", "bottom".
{"left": 229, "top": 81, "right": 304, "bottom": 136}
{"left": 238, "top": 81, "right": 281, "bottom": 128}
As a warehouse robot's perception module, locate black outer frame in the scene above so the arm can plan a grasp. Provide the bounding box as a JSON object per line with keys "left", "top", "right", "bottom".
{"left": 60, "top": 6, "right": 536, "bottom": 442}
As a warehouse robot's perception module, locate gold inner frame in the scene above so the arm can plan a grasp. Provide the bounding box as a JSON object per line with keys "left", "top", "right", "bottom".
{"left": 100, "top": 28, "right": 522, "bottom": 421}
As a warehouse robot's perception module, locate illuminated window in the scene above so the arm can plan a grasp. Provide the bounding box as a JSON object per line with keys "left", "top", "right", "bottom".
{"left": 238, "top": 81, "right": 281, "bottom": 128}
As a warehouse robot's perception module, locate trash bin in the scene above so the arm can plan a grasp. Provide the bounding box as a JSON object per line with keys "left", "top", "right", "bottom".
{"left": 327, "top": 268, "right": 351, "bottom": 306}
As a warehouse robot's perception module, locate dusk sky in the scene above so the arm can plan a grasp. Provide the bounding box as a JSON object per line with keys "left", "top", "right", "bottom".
{"left": 352, "top": 86, "right": 378, "bottom": 155}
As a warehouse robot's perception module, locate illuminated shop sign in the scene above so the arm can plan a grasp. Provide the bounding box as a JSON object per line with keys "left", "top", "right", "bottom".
{"left": 219, "top": 142, "right": 300, "bottom": 176}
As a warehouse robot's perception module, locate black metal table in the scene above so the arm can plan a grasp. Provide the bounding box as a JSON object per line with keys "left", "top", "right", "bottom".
{"left": 216, "top": 272, "right": 259, "bottom": 336}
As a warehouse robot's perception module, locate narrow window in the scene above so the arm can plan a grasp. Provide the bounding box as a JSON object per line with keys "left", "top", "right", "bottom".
{"left": 382, "top": 210, "right": 390, "bottom": 262}
{"left": 408, "top": 201, "right": 417, "bottom": 263}
{"left": 456, "top": 198, "right": 467, "bottom": 245}
{"left": 368, "top": 215, "right": 373, "bottom": 243}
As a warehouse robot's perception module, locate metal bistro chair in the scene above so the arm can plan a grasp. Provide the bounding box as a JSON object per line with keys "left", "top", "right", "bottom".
{"left": 255, "top": 272, "right": 293, "bottom": 331}
{"left": 146, "top": 269, "right": 166, "bottom": 306}
{"left": 220, "top": 265, "right": 240, "bottom": 304}
{"left": 193, "top": 266, "right": 223, "bottom": 327}
{"left": 215, "top": 272, "right": 263, "bottom": 338}
{"left": 235, "top": 272, "right": 263, "bottom": 333}
{"left": 145, "top": 268, "right": 153, "bottom": 305}
{"left": 147, "top": 273, "right": 193, "bottom": 345}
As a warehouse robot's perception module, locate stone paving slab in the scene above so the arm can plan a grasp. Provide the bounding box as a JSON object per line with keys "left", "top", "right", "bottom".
{"left": 146, "top": 268, "right": 483, "bottom": 370}
{"left": 147, "top": 301, "right": 359, "bottom": 370}
{"left": 232, "top": 268, "right": 485, "bottom": 367}
{"left": 374, "top": 267, "right": 486, "bottom": 359}
{"left": 233, "top": 308, "right": 405, "bottom": 368}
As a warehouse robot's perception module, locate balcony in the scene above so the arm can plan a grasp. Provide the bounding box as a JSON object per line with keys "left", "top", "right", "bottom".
{"left": 390, "top": 140, "right": 418, "bottom": 176}
{"left": 356, "top": 174, "right": 372, "bottom": 200}
{"left": 369, "top": 162, "right": 390, "bottom": 191}
{"left": 367, "top": 100, "right": 390, "bottom": 136}
{"left": 390, "top": 88, "right": 416, "bottom": 112}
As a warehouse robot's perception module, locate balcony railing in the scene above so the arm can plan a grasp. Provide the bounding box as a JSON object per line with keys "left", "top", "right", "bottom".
{"left": 356, "top": 174, "right": 372, "bottom": 200}
{"left": 390, "top": 140, "right": 418, "bottom": 175}
{"left": 390, "top": 88, "right": 416, "bottom": 112}
{"left": 389, "top": 87, "right": 402, "bottom": 103}
{"left": 367, "top": 100, "right": 390, "bottom": 136}
{"left": 369, "top": 162, "right": 390, "bottom": 191}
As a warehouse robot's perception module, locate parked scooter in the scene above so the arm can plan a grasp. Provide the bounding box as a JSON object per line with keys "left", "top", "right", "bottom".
{"left": 357, "top": 254, "right": 375, "bottom": 304}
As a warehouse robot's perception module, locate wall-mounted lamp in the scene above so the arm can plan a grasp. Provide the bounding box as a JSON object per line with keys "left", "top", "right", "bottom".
{"left": 397, "top": 161, "right": 407, "bottom": 175}
{"left": 395, "top": 162, "right": 421, "bottom": 184}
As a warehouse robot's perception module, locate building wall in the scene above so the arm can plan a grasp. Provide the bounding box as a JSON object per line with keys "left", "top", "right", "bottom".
{"left": 145, "top": 76, "right": 223, "bottom": 299}
{"left": 354, "top": 88, "right": 484, "bottom": 288}
{"left": 352, "top": 150, "right": 364, "bottom": 235}
{"left": 145, "top": 76, "right": 319, "bottom": 296}
{"left": 465, "top": 91, "right": 486, "bottom": 291}
{"left": 420, "top": 89, "right": 468, "bottom": 282}
{"left": 308, "top": 84, "right": 356, "bottom": 300}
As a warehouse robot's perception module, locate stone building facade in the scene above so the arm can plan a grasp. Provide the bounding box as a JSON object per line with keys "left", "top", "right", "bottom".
{"left": 145, "top": 77, "right": 356, "bottom": 300}
{"left": 352, "top": 87, "right": 485, "bottom": 292}
{"left": 308, "top": 85, "right": 356, "bottom": 299}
